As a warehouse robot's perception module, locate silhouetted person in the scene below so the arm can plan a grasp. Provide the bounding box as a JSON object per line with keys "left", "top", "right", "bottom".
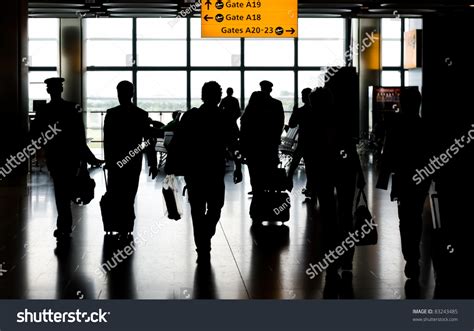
{"left": 219, "top": 87, "right": 241, "bottom": 123}
{"left": 287, "top": 88, "right": 314, "bottom": 197}
{"left": 103, "top": 81, "right": 158, "bottom": 238}
{"left": 30, "top": 77, "right": 102, "bottom": 240}
{"left": 240, "top": 81, "right": 284, "bottom": 193}
{"left": 376, "top": 87, "right": 430, "bottom": 280}
{"left": 308, "top": 87, "right": 365, "bottom": 282}
{"left": 161, "top": 111, "right": 182, "bottom": 133}
{"left": 165, "top": 81, "right": 242, "bottom": 264}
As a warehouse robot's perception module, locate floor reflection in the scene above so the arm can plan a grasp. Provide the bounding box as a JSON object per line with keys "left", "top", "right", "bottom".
{"left": 0, "top": 162, "right": 471, "bottom": 299}
{"left": 54, "top": 239, "right": 94, "bottom": 300}
{"left": 101, "top": 235, "right": 136, "bottom": 299}
{"left": 192, "top": 264, "right": 217, "bottom": 299}
{"left": 247, "top": 224, "right": 289, "bottom": 299}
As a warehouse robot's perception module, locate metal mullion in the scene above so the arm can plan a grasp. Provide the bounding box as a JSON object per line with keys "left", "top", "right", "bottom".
{"left": 186, "top": 17, "right": 191, "bottom": 110}
{"left": 136, "top": 67, "right": 188, "bottom": 71}
{"left": 241, "top": 37, "right": 245, "bottom": 110}
{"left": 294, "top": 36, "right": 298, "bottom": 107}
{"left": 86, "top": 66, "right": 134, "bottom": 71}
{"left": 345, "top": 18, "right": 352, "bottom": 66}
{"left": 28, "top": 67, "right": 57, "bottom": 71}
{"left": 401, "top": 18, "right": 405, "bottom": 87}
{"left": 236, "top": 67, "right": 298, "bottom": 71}
{"left": 132, "top": 18, "right": 137, "bottom": 106}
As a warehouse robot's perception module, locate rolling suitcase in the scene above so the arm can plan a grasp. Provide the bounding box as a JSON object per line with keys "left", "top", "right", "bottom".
{"left": 250, "top": 190, "right": 291, "bottom": 224}
{"left": 100, "top": 168, "right": 135, "bottom": 234}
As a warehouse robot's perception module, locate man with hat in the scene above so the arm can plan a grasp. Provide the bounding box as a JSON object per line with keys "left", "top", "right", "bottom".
{"left": 31, "top": 77, "right": 103, "bottom": 240}
{"left": 240, "top": 80, "right": 284, "bottom": 193}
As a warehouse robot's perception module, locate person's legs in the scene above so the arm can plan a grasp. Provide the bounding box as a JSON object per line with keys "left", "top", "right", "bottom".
{"left": 316, "top": 181, "right": 339, "bottom": 274}
{"left": 52, "top": 171, "right": 74, "bottom": 236}
{"left": 398, "top": 188, "right": 427, "bottom": 278}
{"left": 302, "top": 150, "right": 317, "bottom": 199}
{"left": 246, "top": 157, "right": 260, "bottom": 193}
{"left": 108, "top": 166, "right": 140, "bottom": 234}
{"left": 205, "top": 176, "right": 225, "bottom": 239}
{"left": 287, "top": 144, "right": 303, "bottom": 179}
{"left": 185, "top": 176, "right": 211, "bottom": 255}
{"left": 336, "top": 171, "right": 357, "bottom": 271}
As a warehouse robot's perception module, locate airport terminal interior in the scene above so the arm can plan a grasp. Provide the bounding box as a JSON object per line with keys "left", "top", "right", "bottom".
{"left": 1, "top": 0, "right": 474, "bottom": 300}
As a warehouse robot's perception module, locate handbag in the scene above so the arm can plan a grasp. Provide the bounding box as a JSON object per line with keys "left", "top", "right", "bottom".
{"left": 162, "top": 175, "right": 183, "bottom": 221}
{"left": 354, "top": 188, "right": 378, "bottom": 246}
{"left": 71, "top": 163, "right": 95, "bottom": 206}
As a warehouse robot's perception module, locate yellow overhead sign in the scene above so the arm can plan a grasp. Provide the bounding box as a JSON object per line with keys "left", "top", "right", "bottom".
{"left": 201, "top": 0, "right": 298, "bottom": 38}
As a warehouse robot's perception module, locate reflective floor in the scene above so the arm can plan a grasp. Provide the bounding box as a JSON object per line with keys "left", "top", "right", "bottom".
{"left": 0, "top": 157, "right": 439, "bottom": 300}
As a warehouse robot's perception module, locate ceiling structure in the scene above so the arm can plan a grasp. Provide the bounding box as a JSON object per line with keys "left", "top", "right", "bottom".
{"left": 28, "top": 1, "right": 474, "bottom": 18}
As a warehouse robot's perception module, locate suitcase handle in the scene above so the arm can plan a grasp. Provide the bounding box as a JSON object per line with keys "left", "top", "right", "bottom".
{"left": 102, "top": 166, "right": 108, "bottom": 189}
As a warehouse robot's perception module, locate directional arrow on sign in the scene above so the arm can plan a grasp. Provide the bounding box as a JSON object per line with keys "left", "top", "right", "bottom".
{"left": 205, "top": 0, "right": 212, "bottom": 10}
{"left": 286, "top": 28, "right": 296, "bottom": 34}
{"left": 204, "top": 14, "right": 214, "bottom": 21}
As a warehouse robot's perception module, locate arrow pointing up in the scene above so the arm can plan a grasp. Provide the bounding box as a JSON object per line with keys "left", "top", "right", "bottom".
{"left": 205, "top": 0, "right": 212, "bottom": 10}
{"left": 204, "top": 14, "right": 214, "bottom": 21}
{"left": 286, "top": 28, "right": 295, "bottom": 34}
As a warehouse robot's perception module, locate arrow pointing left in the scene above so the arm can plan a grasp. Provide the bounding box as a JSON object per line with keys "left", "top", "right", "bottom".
{"left": 204, "top": 14, "right": 214, "bottom": 22}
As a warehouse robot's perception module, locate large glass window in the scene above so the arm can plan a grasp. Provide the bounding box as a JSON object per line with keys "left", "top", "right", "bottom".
{"left": 137, "top": 18, "right": 187, "bottom": 66}
{"left": 381, "top": 18, "right": 402, "bottom": 85}
{"left": 298, "top": 71, "right": 323, "bottom": 92}
{"left": 28, "top": 71, "right": 59, "bottom": 111}
{"left": 298, "top": 18, "right": 345, "bottom": 67}
{"left": 137, "top": 71, "right": 187, "bottom": 123}
{"left": 28, "top": 18, "right": 59, "bottom": 112}
{"left": 245, "top": 39, "right": 294, "bottom": 67}
{"left": 83, "top": 17, "right": 348, "bottom": 140}
{"left": 245, "top": 71, "right": 294, "bottom": 111}
{"left": 191, "top": 71, "right": 241, "bottom": 108}
{"left": 28, "top": 18, "right": 59, "bottom": 67}
{"left": 85, "top": 18, "right": 133, "bottom": 67}
{"left": 85, "top": 71, "right": 133, "bottom": 141}
{"left": 191, "top": 18, "right": 241, "bottom": 67}
{"left": 381, "top": 71, "right": 401, "bottom": 86}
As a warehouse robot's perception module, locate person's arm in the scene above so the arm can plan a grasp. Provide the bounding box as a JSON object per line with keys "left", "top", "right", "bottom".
{"left": 233, "top": 98, "right": 242, "bottom": 121}
{"left": 225, "top": 116, "right": 242, "bottom": 183}
{"left": 103, "top": 112, "right": 111, "bottom": 167}
{"left": 144, "top": 115, "right": 158, "bottom": 179}
{"left": 76, "top": 105, "right": 103, "bottom": 167}
{"left": 288, "top": 106, "right": 299, "bottom": 129}
{"left": 275, "top": 102, "right": 285, "bottom": 144}
{"left": 376, "top": 126, "right": 397, "bottom": 190}
{"left": 352, "top": 144, "right": 366, "bottom": 189}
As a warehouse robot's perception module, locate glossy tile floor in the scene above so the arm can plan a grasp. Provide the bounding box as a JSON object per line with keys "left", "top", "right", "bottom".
{"left": 0, "top": 156, "right": 438, "bottom": 300}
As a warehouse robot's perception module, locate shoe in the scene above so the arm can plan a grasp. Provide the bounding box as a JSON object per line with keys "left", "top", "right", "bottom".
{"left": 53, "top": 229, "right": 71, "bottom": 241}
{"left": 404, "top": 261, "right": 420, "bottom": 279}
